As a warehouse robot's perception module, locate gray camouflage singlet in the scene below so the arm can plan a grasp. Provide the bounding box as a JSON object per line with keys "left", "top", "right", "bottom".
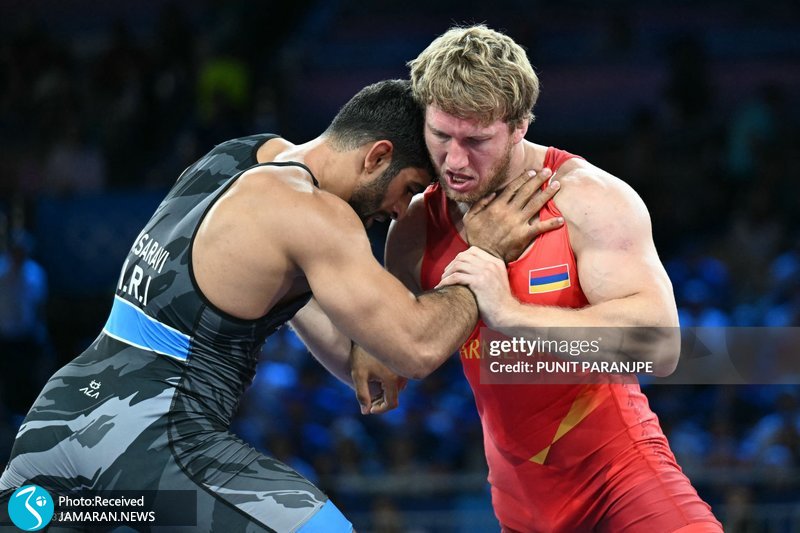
{"left": 0, "top": 135, "right": 352, "bottom": 532}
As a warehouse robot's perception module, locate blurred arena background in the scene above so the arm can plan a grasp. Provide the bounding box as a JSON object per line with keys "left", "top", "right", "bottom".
{"left": 0, "top": 0, "right": 798, "bottom": 531}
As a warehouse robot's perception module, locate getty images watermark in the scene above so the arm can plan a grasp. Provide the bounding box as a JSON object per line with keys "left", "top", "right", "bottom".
{"left": 478, "top": 327, "right": 800, "bottom": 385}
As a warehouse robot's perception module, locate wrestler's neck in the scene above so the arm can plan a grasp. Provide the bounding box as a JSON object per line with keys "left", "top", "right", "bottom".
{"left": 451, "top": 140, "right": 549, "bottom": 217}
{"left": 257, "top": 135, "right": 365, "bottom": 201}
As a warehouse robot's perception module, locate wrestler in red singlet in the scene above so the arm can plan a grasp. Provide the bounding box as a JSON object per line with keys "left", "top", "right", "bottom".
{"left": 421, "top": 147, "right": 722, "bottom": 533}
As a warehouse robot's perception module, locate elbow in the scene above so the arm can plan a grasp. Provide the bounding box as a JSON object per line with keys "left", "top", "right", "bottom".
{"left": 402, "top": 353, "right": 438, "bottom": 380}
{"left": 632, "top": 304, "right": 680, "bottom": 377}
{"left": 650, "top": 327, "right": 681, "bottom": 377}
{"left": 395, "top": 342, "right": 442, "bottom": 380}
{"left": 404, "top": 366, "right": 433, "bottom": 381}
{"left": 362, "top": 339, "right": 438, "bottom": 380}
{"left": 652, "top": 355, "right": 679, "bottom": 378}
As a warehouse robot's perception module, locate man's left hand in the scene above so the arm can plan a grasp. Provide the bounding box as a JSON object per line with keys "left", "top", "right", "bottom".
{"left": 463, "top": 168, "right": 562, "bottom": 262}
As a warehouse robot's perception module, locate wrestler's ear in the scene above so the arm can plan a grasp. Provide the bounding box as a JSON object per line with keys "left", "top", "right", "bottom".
{"left": 512, "top": 119, "right": 529, "bottom": 144}
{"left": 363, "top": 140, "right": 394, "bottom": 175}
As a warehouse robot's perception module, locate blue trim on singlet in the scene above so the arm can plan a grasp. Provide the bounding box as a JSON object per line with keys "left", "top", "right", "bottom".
{"left": 102, "top": 295, "right": 191, "bottom": 362}
{"left": 297, "top": 500, "right": 353, "bottom": 533}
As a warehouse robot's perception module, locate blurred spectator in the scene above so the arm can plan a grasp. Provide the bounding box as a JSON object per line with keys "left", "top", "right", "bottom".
{"left": 42, "top": 122, "right": 106, "bottom": 194}
{"left": 94, "top": 20, "right": 149, "bottom": 188}
{"left": 0, "top": 1, "right": 798, "bottom": 529}
{"left": 663, "top": 34, "right": 713, "bottom": 127}
{"left": 196, "top": 42, "right": 252, "bottom": 146}
{"left": 722, "top": 486, "right": 759, "bottom": 533}
{"left": 741, "top": 390, "right": 800, "bottom": 468}
{"left": 369, "top": 496, "right": 407, "bottom": 533}
{"left": 721, "top": 185, "right": 784, "bottom": 304}
{"left": 726, "top": 85, "right": 786, "bottom": 180}
{"left": 0, "top": 230, "right": 50, "bottom": 418}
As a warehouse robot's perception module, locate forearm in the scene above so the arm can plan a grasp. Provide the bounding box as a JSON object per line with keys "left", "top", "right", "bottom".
{"left": 402, "top": 285, "right": 479, "bottom": 377}
{"left": 293, "top": 286, "right": 477, "bottom": 382}
{"left": 492, "top": 295, "right": 680, "bottom": 376}
{"left": 499, "top": 289, "right": 677, "bottom": 328}
{"left": 289, "top": 300, "right": 353, "bottom": 388}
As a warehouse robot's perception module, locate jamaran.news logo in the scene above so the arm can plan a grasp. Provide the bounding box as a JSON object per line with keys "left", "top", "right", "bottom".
{"left": 8, "top": 485, "right": 54, "bottom": 531}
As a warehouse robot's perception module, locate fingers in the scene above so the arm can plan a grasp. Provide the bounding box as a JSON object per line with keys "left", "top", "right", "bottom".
{"left": 358, "top": 377, "right": 399, "bottom": 415}
{"left": 438, "top": 263, "right": 495, "bottom": 287}
{"left": 528, "top": 215, "right": 564, "bottom": 237}
{"left": 467, "top": 246, "right": 505, "bottom": 263}
{"left": 441, "top": 247, "right": 496, "bottom": 278}
{"left": 440, "top": 259, "right": 460, "bottom": 280}
{"left": 521, "top": 179, "right": 559, "bottom": 219}
{"left": 369, "top": 398, "right": 390, "bottom": 415}
{"left": 456, "top": 246, "right": 505, "bottom": 268}
{"left": 465, "top": 192, "right": 496, "bottom": 217}
{"left": 509, "top": 168, "right": 550, "bottom": 208}
{"left": 368, "top": 388, "right": 388, "bottom": 414}
{"left": 370, "top": 379, "right": 399, "bottom": 414}
{"left": 367, "top": 376, "right": 407, "bottom": 414}
{"left": 352, "top": 368, "right": 373, "bottom": 415}
{"left": 497, "top": 169, "right": 536, "bottom": 201}
{"left": 383, "top": 380, "right": 399, "bottom": 411}
{"left": 368, "top": 380, "right": 383, "bottom": 399}
{"left": 497, "top": 167, "right": 554, "bottom": 206}
{"left": 437, "top": 247, "right": 505, "bottom": 288}
{"left": 537, "top": 167, "right": 553, "bottom": 183}
{"left": 440, "top": 252, "right": 467, "bottom": 280}
{"left": 435, "top": 272, "right": 470, "bottom": 289}
{"left": 440, "top": 254, "right": 471, "bottom": 280}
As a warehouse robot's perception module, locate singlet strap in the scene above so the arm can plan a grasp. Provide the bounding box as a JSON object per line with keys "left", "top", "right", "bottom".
{"left": 257, "top": 161, "right": 319, "bottom": 188}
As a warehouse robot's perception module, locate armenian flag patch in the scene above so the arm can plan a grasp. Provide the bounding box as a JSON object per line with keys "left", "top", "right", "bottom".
{"left": 529, "top": 264, "right": 571, "bottom": 294}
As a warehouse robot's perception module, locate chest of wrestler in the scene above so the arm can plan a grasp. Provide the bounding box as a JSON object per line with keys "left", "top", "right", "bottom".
{"left": 421, "top": 179, "right": 664, "bottom": 459}
{"left": 422, "top": 206, "right": 595, "bottom": 453}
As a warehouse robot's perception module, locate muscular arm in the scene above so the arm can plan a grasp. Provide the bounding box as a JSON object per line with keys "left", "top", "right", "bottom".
{"left": 287, "top": 169, "right": 563, "bottom": 382}
{"left": 286, "top": 191, "right": 477, "bottom": 379}
{"left": 290, "top": 296, "right": 412, "bottom": 414}
{"left": 289, "top": 297, "right": 354, "bottom": 386}
{"left": 289, "top": 194, "right": 458, "bottom": 407}
{"left": 440, "top": 168, "right": 680, "bottom": 375}
{"left": 542, "top": 169, "right": 678, "bottom": 328}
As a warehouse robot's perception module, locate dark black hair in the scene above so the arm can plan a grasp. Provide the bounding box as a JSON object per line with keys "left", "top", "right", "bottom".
{"left": 325, "top": 79, "right": 434, "bottom": 181}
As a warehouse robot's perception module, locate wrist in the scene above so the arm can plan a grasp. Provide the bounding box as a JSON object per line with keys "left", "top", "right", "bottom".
{"left": 485, "top": 297, "right": 520, "bottom": 330}
{"left": 473, "top": 244, "right": 504, "bottom": 261}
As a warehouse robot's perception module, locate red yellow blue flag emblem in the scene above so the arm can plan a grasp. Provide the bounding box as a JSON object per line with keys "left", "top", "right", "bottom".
{"left": 529, "top": 264, "right": 571, "bottom": 294}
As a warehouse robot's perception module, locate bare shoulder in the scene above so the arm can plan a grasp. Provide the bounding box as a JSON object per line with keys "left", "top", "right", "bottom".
{"left": 232, "top": 163, "right": 319, "bottom": 202}
{"left": 256, "top": 136, "right": 294, "bottom": 162}
{"left": 552, "top": 159, "right": 650, "bottom": 229}
{"left": 551, "top": 159, "right": 653, "bottom": 255}
{"left": 234, "top": 164, "right": 362, "bottom": 228}
{"left": 192, "top": 161, "right": 367, "bottom": 318}
{"left": 211, "top": 164, "right": 367, "bottom": 261}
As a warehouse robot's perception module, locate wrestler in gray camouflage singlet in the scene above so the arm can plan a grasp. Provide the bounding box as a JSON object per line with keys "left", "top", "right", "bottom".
{"left": 0, "top": 134, "right": 352, "bottom": 532}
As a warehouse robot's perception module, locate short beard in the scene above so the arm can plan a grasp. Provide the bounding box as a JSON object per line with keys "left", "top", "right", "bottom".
{"left": 348, "top": 163, "right": 398, "bottom": 221}
{"left": 441, "top": 140, "right": 513, "bottom": 204}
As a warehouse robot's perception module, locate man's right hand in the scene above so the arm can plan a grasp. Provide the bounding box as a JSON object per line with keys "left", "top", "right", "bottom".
{"left": 463, "top": 168, "right": 563, "bottom": 262}
{"left": 349, "top": 344, "right": 407, "bottom": 415}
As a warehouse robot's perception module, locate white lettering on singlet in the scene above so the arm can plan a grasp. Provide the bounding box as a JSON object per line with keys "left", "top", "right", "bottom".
{"left": 117, "top": 234, "right": 171, "bottom": 306}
